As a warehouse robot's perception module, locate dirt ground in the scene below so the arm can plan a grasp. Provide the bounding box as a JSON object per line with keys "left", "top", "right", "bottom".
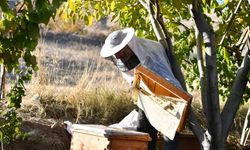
{"left": 4, "top": 120, "right": 71, "bottom": 150}
{"left": 4, "top": 100, "right": 73, "bottom": 150}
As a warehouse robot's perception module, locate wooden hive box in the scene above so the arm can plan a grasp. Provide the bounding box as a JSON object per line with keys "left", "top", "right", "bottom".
{"left": 134, "top": 65, "right": 192, "bottom": 135}
{"left": 70, "top": 124, "right": 151, "bottom": 150}
{"left": 156, "top": 133, "right": 200, "bottom": 150}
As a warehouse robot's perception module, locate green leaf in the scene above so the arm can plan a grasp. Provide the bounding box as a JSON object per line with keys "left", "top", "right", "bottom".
{"left": 0, "top": 58, "right": 3, "bottom": 64}
{"left": 26, "top": 22, "right": 39, "bottom": 39}
{"left": 27, "top": 11, "right": 40, "bottom": 24}
{"left": 0, "top": 0, "right": 10, "bottom": 12}
{"left": 52, "top": 0, "right": 66, "bottom": 8}
{"left": 84, "top": 15, "right": 89, "bottom": 25}
{"left": 68, "top": 0, "right": 75, "bottom": 11}
{"left": 223, "top": 48, "right": 230, "bottom": 64}
{"left": 0, "top": 131, "right": 3, "bottom": 141}
{"left": 15, "top": 127, "right": 20, "bottom": 133}
{"left": 215, "top": 0, "right": 229, "bottom": 11}
{"left": 0, "top": 20, "right": 6, "bottom": 32}
{"left": 172, "top": 0, "right": 182, "bottom": 10}
{"left": 110, "top": 0, "right": 115, "bottom": 11}
{"left": 84, "top": 1, "right": 89, "bottom": 10}
{"left": 87, "top": 15, "right": 93, "bottom": 26}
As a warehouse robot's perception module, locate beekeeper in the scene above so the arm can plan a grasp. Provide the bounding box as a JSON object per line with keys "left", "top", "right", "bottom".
{"left": 100, "top": 28, "right": 182, "bottom": 150}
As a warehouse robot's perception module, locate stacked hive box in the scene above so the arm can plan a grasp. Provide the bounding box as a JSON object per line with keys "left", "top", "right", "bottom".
{"left": 70, "top": 124, "right": 151, "bottom": 150}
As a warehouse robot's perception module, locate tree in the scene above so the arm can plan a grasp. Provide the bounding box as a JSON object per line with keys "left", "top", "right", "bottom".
{"left": 0, "top": 0, "right": 66, "bottom": 144}
{"left": 62, "top": 0, "right": 250, "bottom": 149}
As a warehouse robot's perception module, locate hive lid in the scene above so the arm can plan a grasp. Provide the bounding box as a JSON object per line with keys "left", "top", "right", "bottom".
{"left": 72, "top": 124, "right": 151, "bottom": 141}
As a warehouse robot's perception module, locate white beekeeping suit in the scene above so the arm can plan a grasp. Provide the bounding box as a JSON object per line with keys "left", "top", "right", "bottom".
{"left": 121, "top": 35, "right": 182, "bottom": 89}
{"left": 102, "top": 28, "right": 184, "bottom": 141}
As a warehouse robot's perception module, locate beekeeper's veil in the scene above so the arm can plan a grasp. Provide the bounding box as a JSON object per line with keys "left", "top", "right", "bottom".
{"left": 101, "top": 27, "right": 181, "bottom": 88}
{"left": 101, "top": 28, "right": 140, "bottom": 72}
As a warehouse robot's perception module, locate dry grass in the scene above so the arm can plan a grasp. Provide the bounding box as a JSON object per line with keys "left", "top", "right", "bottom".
{"left": 21, "top": 28, "right": 250, "bottom": 129}
{"left": 47, "top": 15, "right": 119, "bottom": 37}
{"left": 21, "top": 26, "right": 135, "bottom": 125}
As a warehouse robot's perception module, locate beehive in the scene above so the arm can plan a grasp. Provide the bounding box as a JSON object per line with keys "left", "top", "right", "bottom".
{"left": 70, "top": 124, "right": 151, "bottom": 150}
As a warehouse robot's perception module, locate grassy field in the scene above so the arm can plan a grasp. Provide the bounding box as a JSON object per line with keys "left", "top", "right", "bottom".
{"left": 21, "top": 24, "right": 135, "bottom": 125}
{"left": 2, "top": 20, "right": 143, "bottom": 150}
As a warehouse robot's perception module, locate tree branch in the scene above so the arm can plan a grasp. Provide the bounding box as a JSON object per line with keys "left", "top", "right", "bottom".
{"left": 221, "top": 48, "right": 250, "bottom": 142}
{"left": 155, "top": 0, "right": 171, "bottom": 48}
{"left": 138, "top": 0, "right": 147, "bottom": 9}
{"left": 151, "top": 1, "right": 210, "bottom": 147}
{"left": 219, "top": 0, "right": 243, "bottom": 45}
{"left": 171, "top": 21, "right": 189, "bottom": 31}
{"left": 154, "top": 0, "right": 188, "bottom": 91}
{"left": 187, "top": 107, "right": 211, "bottom": 150}
{"left": 140, "top": 1, "right": 206, "bottom": 146}
{"left": 194, "top": 26, "right": 208, "bottom": 118}
{"left": 0, "top": 65, "right": 5, "bottom": 99}
{"left": 191, "top": 0, "right": 222, "bottom": 149}
{"left": 17, "top": 1, "right": 25, "bottom": 13}
{"left": 148, "top": 0, "right": 169, "bottom": 49}
{"left": 238, "top": 27, "right": 250, "bottom": 56}
{"left": 139, "top": 0, "right": 188, "bottom": 96}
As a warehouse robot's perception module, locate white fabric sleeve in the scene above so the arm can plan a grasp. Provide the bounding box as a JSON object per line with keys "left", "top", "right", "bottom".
{"left": 121, "top": 71, "right": 134, "bottom": 85}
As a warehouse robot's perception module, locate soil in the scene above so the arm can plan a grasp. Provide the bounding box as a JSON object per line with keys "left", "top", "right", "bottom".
{"left": 4, "top": 120, "right": 71, "bottom": 150}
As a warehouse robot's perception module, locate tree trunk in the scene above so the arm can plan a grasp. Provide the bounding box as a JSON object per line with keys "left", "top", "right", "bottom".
{"left": 194, "top": 26, "right": 208, "bottom": 118}
{"left": 191, "top": 0, "right": 222, "bottom": 149}
{"left": 221, "top": 49, "right": 250, "bottom": 144}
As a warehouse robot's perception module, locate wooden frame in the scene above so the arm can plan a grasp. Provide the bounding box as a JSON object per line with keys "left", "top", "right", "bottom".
{"left": 134, "top": 65, "right": 192, "bottom": 132}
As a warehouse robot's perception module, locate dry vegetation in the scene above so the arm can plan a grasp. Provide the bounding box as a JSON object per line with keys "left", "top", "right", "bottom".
{"left": 3, "top": 18, "right": 142, "bottom": 150}
{"left": 20, "top": 22, "right": 135, "bottom": 126}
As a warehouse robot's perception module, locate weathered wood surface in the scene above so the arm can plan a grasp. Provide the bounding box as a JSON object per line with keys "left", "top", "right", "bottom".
{"left": 70, "top": 124, "right": 151, "bottom": 150}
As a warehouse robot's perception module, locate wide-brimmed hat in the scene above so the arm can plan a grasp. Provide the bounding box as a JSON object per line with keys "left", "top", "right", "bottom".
{"left": 100, "top": 28, "right": 135, "bottom": 58}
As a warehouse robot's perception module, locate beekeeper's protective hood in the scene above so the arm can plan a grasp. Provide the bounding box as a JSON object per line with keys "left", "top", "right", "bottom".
{"left": 101, "top": 27, "right": 181, "bottom": 88}
{"left": 127, "top": 36, "right": 182, "bottom": 89}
